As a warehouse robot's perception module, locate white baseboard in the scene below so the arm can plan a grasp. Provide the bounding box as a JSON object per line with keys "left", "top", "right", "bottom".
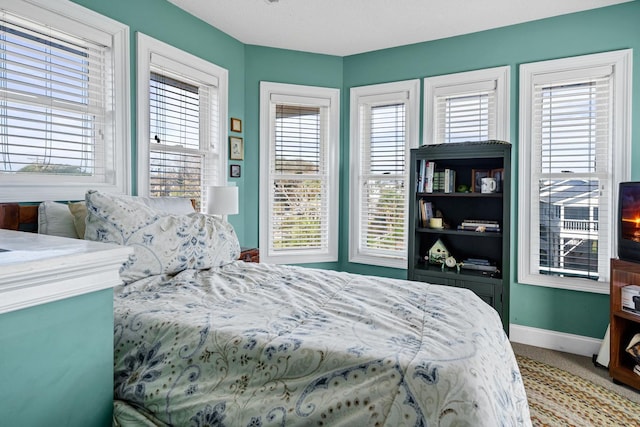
{"left": 509, "top": 323, "right": 606, "bottom": 358}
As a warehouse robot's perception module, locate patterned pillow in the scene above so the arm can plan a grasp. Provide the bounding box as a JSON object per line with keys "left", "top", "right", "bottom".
{"left": 84, "top": 190, "right": 240, "bottom": 283}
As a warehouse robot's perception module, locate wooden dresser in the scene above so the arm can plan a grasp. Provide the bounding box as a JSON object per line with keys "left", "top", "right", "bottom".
{"left": 240, "top": 247, "right": 260, "bottom": 263}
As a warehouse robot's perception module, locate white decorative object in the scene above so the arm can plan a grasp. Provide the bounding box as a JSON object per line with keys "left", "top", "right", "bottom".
{"left": 427, "top": 238, "right": 449, "bottom": 265}
{"left": 207, "top": 186, "right": 239, "bottom": 221}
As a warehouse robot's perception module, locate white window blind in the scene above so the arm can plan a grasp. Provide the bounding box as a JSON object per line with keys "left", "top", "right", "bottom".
{"left": 359, "top": 102, "right": 407, "bottom": 256}
{"left": 0, "top": 12, "right": 107, "bottom": 179}
{"left": 533, "top": 76, "right": 611, "bottom": 281}
{"left": 436, "top": 92, "right": 495, "bottom": 143}
{"left": 423, "top": 66, "right": 509, "bottom": 146}
{"left": 271, "top": 103, "right": 327, "bottom": 250}
{"left": 149, "top": 71, "right": 216, "bottom": 208}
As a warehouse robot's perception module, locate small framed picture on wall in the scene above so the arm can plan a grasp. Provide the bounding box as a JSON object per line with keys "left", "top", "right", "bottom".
{"left": 230, "top": 117, "right": 242, "bottom": 133}
{"left": 230, "top": 164, "right": 241, "bottom": 178}
{"left": 229, "top": 136, "right": 244, "bottom": 160}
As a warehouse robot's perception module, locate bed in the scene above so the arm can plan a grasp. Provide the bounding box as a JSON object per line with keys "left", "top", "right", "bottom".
{"left": 1, "top": 192, "right": 531, "bottom": 426}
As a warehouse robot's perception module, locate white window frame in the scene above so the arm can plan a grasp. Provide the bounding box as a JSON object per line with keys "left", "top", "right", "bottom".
{"left": 259, "top": 82, "right": 340, "bottom": 264}
{"left": 136, "top": 33, "right": 228, "bottom": 208}
{"left": 0, "top": 0, "right": 130, "bottom": 202}
{"left": 518, "top": 49, "right": 632, "bottom": 294}
{"left": 349, "top": 80, "right": 420, "bottom": 268}
{"left": 423, "top": 66, "right": 510, "bottom": 145}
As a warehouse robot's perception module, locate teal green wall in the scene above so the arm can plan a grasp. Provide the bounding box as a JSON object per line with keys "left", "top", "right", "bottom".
{"left": 0, "top": 290, "right": 114, "bottom": 426}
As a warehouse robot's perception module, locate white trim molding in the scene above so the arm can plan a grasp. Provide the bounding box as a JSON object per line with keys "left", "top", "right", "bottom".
{"left": 349, "top": 79, "right": 420, "bottom": 268}
{"left": 510, "top": 323, "right": 604, "bottom": 358}
{"left": 0, "top": 230, "right": 132, "bottom": 314}
{"left": 518, "top": 49, "right": 633, "bottom": 293}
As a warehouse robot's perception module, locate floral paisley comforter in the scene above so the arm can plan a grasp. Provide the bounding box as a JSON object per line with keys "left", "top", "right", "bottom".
{"left": 112, "top": 262, "right": 531, "bottom": 426}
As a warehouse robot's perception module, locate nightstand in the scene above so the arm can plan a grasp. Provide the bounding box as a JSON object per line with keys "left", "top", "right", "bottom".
{"left": 239, "top": 247, "right": 259, "bottom": 263}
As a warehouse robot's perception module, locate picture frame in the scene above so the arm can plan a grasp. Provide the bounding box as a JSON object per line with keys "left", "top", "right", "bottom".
{"left": 229, "top": 136, "right": 244, "bottom": 160}
{"left": 490, "top": 168, "right": 504, "bottom": 193}
{"left": 230, "top": 164, "right": 241, "bottom": 178}
{"left": 230, "top": 117, "right": 242, "bottom": 133}
{"left": 471, "top": 169, "right": 490, "bottom": 193}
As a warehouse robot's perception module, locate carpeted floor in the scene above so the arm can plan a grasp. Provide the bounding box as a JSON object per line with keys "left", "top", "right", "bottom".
{"left": 512, "top": 342, "right": 640, "bottom": 426}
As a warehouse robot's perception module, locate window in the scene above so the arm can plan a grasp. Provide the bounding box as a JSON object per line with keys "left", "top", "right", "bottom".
{"left": 259, "top": 82, "right": 339, "bottom": 264}
{"left": 0, "top": 0, "right": 129, "bottom": 202}
{"left": 349, "top": 80, "right": 420, "bottom": 268}
{"left": 423, "top": 66, "right": 510, "bottom": 145}
{"left": 137, "top": 33, "right": 228, "bottom": 210}
{"left": 519, "top": 50, "right": 632, "bottom": 293}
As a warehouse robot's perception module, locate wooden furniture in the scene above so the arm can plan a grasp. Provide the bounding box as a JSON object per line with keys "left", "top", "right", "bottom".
{"left": 408, "top": 141, "right": 511, "bottom": 333}
{"left": 609, "top": 258, "right": 640, "bottom": 390}
{"left": 0, "top": 203, "right": 38, "bottom": 232}
{"left": 240, "top": 247, "right": 259, "bottom": 263}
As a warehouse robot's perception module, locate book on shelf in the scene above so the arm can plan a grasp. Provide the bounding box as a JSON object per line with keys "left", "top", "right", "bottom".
{"left": 444, "top": 169, "right": 456, "bottom": 193}
{"left": 458, "top": 224, "right": 501, "bottom": 232}
{"left": 458, "top": 219, "right": 500, "bottom": 231}
{"left": 461, "top": 219, "right": 499, "bottom": 225}
{"left": 418, "top": 199, "right": 433, "bottom": 227}
{"left": 416, "top": 160, "right": 435, "bottom": 193}
{"left": 460, "top": 263, "right": 498, "bottom": 273}
{"left": 433, "top": 170, "right": 445, "bottom": 192}
{"left": 460, "top": 258, "right": 498, "bottom": 273}
{"left": 463, "top": 258, "right": 491, "bottom": 265}
{"left": 425, "top": 161, "right": 435, "bottom": 193}
{"left": 417, "top": 161, "right": 424, "bottom": 193}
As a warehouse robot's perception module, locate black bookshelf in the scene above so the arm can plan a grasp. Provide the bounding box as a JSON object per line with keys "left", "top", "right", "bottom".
{"left": 408, "top": 141, "right": 511, "bottom": 333}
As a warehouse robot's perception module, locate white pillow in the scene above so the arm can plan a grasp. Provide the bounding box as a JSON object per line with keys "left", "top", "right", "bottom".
{"left": 84, "top": 190, "right": 240, "bottom": 283}
{"left": 140, "top": 196, "right": 195, "bottom": 214}
{"left": 38, "top": 201, "right": 79, "bottom": 239}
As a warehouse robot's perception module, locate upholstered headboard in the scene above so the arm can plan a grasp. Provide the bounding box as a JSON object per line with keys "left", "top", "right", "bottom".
{"left": 0, "top": 203, "right": 38, "bottom": 232}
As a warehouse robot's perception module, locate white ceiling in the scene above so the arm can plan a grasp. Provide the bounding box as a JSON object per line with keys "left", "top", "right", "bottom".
{"left": 167, "top": 0, "right": 630, "bottom": 56}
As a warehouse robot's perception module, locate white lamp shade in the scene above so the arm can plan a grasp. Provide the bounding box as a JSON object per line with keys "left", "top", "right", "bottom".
{"left": 207, "top": 186, "right": 239, "bottom": 215}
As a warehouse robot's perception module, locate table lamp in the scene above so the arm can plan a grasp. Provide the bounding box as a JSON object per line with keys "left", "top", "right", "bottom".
{"left": 207, "top": 186, "right": 238, "bottom": 221}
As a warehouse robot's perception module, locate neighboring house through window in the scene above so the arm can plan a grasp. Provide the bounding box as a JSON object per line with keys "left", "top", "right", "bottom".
{"left": 259, "top": 82, "right": 339, "bottom": 264}
{"left": 349, "top": 80, "right": 420, "bottom": 268}
{"left": 137, "top": 33, "right": 228, "bottom": 210}
{"left": 0, "top": 0, "right": 129, "bottom": 202}
{"left": 518, "top": 50, "right": 632, "bottom": 293}
{"left": 423, "top": 66, "right": 510, "bottom": 145}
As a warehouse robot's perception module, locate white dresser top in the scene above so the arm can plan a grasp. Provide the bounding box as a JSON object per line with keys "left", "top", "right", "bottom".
{"left": 0, "top": 229, "right": 133, "bottom": 314}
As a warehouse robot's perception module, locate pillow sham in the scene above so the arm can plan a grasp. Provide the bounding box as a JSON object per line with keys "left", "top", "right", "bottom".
{"left": 84, "top": 190, "right": 240, "bottom": 283}
{"left": 68, "top": 201, "right": 88, "bottom": 239}
{"left": 38, "top": 201, "right": 79, "bottom": 239}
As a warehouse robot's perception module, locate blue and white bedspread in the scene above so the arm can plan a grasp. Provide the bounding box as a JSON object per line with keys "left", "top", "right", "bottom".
{"left": 113, "top": 262, "right": 531, "bottom": 426}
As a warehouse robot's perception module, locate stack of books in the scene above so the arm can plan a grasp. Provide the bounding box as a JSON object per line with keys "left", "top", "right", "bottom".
{"left": 416, "top": 160, "right": 436, "bottom": 193}
{"left": 460, "top": 258, "right": 498, "bottom": 273}
{"left": 416, "top": 161, "right": 456, "bottom": 193}
{"left": 418, "top": 199, "right": 434, "bottom": 227}
{"left": 457, "top": 219, "right": 500, "bottom": 232}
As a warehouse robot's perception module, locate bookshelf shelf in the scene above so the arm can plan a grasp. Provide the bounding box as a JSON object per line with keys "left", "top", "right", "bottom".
{"left": 609, "top": 258, "right": 640, "bottom": 390}
{"left": 408, "top": 141, "right": 511, "bottom": 333}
